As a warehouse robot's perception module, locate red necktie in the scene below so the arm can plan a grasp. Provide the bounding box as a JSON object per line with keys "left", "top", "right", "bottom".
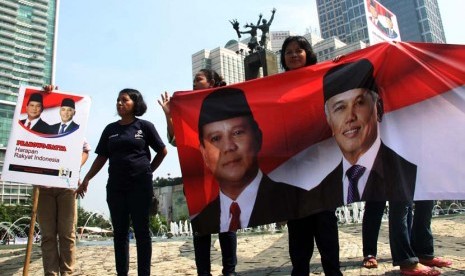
{"left": 26, "top": 122, "right": 31, "bottom": 129}
{"left": 229, "top": 202, "right": 241, "bottom": 232}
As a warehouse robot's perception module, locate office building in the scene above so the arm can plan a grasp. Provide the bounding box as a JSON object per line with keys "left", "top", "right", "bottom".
{"left": 316, "top": 0, "right": 445, "bottom": 44}
{"left": 378, "top": 0, "right": 445, "bottom": 43}
{"left": 0, "top": 0, "right": 59, "bottom": 204}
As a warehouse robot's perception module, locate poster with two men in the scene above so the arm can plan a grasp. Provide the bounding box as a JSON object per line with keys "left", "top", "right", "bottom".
{"left": 2, "top": 87, "right": 91, "bottom": 188}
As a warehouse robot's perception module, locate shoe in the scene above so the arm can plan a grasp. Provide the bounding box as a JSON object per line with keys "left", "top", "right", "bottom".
{"left": 362, "top": 255, "right": 378, "bottom": 269}
{"left": 400, "top": 264, "right": 441, "bottom": 276}
{"left": 419, "top": 257, "right": 452, "bottom": 268}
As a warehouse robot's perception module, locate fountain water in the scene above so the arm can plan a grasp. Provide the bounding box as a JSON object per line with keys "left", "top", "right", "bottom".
{"left": 0, "top": 217, "right": 40, "bottom": 245}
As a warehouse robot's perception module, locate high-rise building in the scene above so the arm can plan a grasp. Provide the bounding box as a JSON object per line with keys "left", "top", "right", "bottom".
{"left": 0, "top": 0, "right": 59, "bottom": 204}
{"left": 316, "top": 0, "right": 445, "bottom": 44}
{"left": 191, "top": 40, "right": 249, "bottom": 85}
{"left": 378, "top": 0, "right": 445, "bottom": 43}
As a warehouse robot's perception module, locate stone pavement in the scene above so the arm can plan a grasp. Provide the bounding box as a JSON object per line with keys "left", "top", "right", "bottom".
{"left": 1, "top": 214, "right": 464, "bottom": 275}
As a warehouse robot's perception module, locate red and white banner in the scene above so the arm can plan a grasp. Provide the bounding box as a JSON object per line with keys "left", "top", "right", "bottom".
{"left": 2, "top": 87, "right": 91, "bottom": 188}
{"left": 171, "top": 42, "right": 465, "bottom": 233}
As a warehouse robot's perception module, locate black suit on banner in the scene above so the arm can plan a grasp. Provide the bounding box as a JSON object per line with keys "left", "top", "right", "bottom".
{"left": 306, "top": 142, "right": 417, "bottom": 212}
{"left": 191, "top": 174, "right": 307, "bottom": 235}
{"left": 50, "top": 121, "right": 80, "bottom": 134}
{"left": 20, "top": 118, "right": 51, "bottom": 134}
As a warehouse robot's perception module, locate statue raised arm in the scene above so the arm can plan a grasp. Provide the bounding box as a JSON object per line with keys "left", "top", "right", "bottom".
{"left": 257, "top": 8, "right": 276, "bottom": 48}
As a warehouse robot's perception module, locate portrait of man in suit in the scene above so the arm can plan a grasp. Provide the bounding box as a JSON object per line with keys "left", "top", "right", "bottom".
{"left": 19, "top": 92, "right": 51, "bottom": 134}
{"left": 313, "top": 59, "right": 416, "bottom": 209}
{"left": 50, "top": 98, "right": 80, "bottom": 134}
{"left": 384, "top": 14, "right": 398, "bottom": 39}
{"left": 191, "top": 87, "right": 307, "bottom": 235}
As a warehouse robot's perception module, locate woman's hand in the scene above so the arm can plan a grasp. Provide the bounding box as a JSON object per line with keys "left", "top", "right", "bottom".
{"left": 75, "top": 179, "right": 89, "bottom": 199}
{"left": 42, "top": 85, "right": 58, "bottom": 94}
{"left": 157, "top": 91, "right": 171, "bottom": 116}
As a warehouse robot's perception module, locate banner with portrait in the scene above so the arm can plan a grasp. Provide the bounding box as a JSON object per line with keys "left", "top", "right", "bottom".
{"left": 170, "top": 42, "right": 465, "bottom": 234}
{"left": 2, "top": 86, "right": 91, "bottom": 188}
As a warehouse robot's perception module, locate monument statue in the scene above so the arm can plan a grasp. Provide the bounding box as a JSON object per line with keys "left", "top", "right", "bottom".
{"left": 257, "top": 8, "right": 276, "bottom": 49}
{"left": 230, "top": 8, "right": 276, "bottom": 53}
{"left": 230, "top": 9, "right": 279, "bottom": 80}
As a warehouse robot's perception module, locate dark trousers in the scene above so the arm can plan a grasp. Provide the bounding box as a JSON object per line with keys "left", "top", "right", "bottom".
{"left": 388, "top": 200, "right": 434, "bottom": 266}
{"left": 107, "top": 182, "right": 153, "bottom": 276}
{"left": 410, "top": 200, "right": 435, "bottom": 260}
{"left": 288, "top": 210, "right": 342, "bottom": 276}
{"left": 362, "top": 201, "right": 386, "bottom": 257}
{"left": 193, "top": 231, "right": 237, "bottom": 276}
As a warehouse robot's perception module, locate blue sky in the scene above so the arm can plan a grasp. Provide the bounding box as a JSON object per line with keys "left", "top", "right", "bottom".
{"left": 54, "top": 1, "right": 464, "bottom": 217}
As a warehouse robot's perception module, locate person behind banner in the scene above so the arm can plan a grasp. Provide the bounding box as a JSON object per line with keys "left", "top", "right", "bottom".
{"left": 191, "top": 87, "right": 307, "bottom": 235}
{"left": 19, "top": 92, "right": 51, "bottom": 134}
{"left": 279, "top": 35, "right": 343, "bottom": 276}
{"left": 158, "top": 69, "right": 238, "bottom": 276}
{"left": 75, "top": 88, "right": 167, "bottom": 276}
{"left": 38, "top": 139, "right": 90, "bottom": 276}
{"left": 50, "top": 98, "right": 80, "bottom": 134}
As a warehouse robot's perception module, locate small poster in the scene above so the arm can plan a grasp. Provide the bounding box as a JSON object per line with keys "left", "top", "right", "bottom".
{"left": 1, "top": 86, "right": 91, "bottom": 188}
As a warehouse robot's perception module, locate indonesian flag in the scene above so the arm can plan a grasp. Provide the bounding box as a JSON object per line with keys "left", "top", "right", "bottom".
{"left": 171, "top": 41, "right": 465, "bottom": 220}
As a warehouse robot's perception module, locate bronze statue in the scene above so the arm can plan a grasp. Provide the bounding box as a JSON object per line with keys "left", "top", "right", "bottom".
{"left": 230, "top": 8, "right": 276, "bottom": 53}
{"left": 257, "top": 8, "right": 276, "bottom": 48}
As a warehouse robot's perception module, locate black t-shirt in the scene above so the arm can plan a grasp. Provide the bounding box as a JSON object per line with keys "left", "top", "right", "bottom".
{"left": 95, "top": 118, "right": 165, "bottom": 189}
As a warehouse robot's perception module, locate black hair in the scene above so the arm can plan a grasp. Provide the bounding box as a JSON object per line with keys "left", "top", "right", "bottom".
{"left": 197, "top": 68, "right": 227, "bottom": 88}
{"left": 118, "top": 88, "right": 147, "bottom": 116}
{"left": 280, "top": 36, "right": 318, "bottom": 71}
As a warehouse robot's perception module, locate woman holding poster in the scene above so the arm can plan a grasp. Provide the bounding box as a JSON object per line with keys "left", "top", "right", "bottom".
{"left": 158, "top": 69, "right": 238, "bottom": 276}
{"left": 76, "top": 88, "right": 167, "bottom": 276}
{"left": 280, "top": 35, "right": 343, "bottom": 276}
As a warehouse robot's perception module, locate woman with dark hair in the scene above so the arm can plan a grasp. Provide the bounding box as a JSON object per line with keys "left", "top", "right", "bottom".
{"left": 281, "top": 36, "right": 342, "bottom": 276}
{"left": 76, "top": 88, "right": 167, "bottom": 276}
{"left": 158, "top": 69, "right": 238, "bottom": 276}
{"left": 280, "top": 35, "right": 317, "bottom": 71}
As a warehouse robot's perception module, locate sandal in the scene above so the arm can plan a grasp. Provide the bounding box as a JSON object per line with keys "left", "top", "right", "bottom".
{"left": 400, "top": 264, "right": 441, "bottom": 276}
{"left": 419, "top": 257, "right": 452, "bottom": 268}
{"left": 362, "top": 255, "right": 378, "bottom": 269}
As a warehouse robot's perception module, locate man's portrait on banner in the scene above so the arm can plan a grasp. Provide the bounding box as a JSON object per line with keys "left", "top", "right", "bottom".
{"left": 19, "top": 92, "right": 51, "bottom": 134}
{"left": 311, "top": 59, "right": 416, "bottom": 209}
{"left": 191, "top": 87, "right": 310, "bottom": 235}
{"left": 50, "top": 98, "right": 80, "bottom": 135}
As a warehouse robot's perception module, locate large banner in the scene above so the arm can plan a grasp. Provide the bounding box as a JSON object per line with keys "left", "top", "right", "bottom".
{"left": 2, "top": 87, "right": 91, "bottom": 188}
{"left": 171, "top": 42, "right": 465, "bottom": 234}
{"left": 365, "top": 0, "right": 401, "bottom": 44}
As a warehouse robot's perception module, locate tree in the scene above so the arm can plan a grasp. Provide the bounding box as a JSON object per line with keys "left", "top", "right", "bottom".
{"left": 152, "top": 176, "right": 183, "bottom": 187}
{"left": 76, "top": 207, "right": 111, "bottom": 229}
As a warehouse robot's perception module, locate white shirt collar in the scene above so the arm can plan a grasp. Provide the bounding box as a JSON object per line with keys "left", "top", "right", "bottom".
{"left": 219, "top": 170, "right": 262, "bottom": 232}
{"left": 26, "top": 117, "right": 40, "bottom": 127}
{"left": 342, "top": 132, "right": 381, "bottom": 205}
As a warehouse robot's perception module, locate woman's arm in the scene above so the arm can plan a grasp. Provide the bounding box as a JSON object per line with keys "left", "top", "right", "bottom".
{"left": 157, "top": 92, "right": 175, "bottom": 143}
{"left": 75, "top": 155, "right": 108, "bottom": 198}
{"left": 150, "top": 147, "right": 167, "bottom": 172}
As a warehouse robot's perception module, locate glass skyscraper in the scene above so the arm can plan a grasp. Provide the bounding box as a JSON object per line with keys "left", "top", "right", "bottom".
{"left": 0, "top": 0, "right": 59, "bottom": 204}
{"left": 316, "top": 0, "right": 446, "bottom": 44}
{"left": 378, "top": 0, "right": 445, "bottom": 43}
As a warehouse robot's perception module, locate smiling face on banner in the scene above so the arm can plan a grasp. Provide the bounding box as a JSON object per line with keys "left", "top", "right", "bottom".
{"left": 326, "top": 88, "right": 379, "bottom": 165}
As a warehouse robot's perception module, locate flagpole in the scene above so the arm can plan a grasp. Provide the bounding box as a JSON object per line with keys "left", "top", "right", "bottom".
{"left": 22, "top": 186, "right": 40, "bottom": 276}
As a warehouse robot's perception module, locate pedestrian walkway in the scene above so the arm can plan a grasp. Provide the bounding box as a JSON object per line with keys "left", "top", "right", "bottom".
{"left": 1, "top": 214, "right": 464, "bottom": 275}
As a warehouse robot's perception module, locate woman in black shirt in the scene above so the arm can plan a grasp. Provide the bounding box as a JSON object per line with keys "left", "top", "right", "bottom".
{"left": 76, "top": 88, "right": 167, "bottom": 276}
